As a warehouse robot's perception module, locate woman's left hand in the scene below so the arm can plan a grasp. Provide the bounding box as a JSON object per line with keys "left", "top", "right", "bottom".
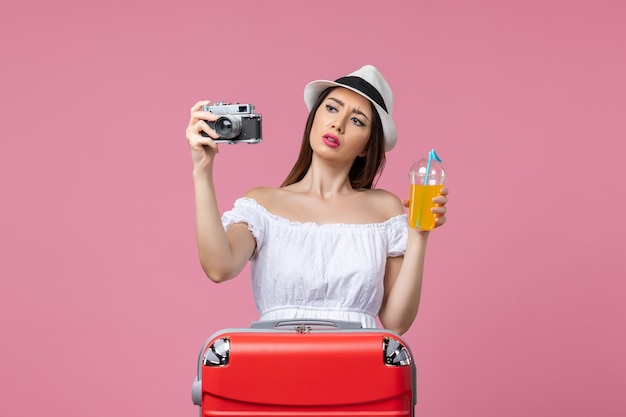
{"left": 403, "top": 187, "right": 448, "bottom": 229}
{"left": 432, "top": 187, "right": 448, "bottom": 228}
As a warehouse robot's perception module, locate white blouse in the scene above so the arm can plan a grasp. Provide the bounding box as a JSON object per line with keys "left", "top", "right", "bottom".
{"left": 221, "top": 197, "right": 408, "bottom": 328}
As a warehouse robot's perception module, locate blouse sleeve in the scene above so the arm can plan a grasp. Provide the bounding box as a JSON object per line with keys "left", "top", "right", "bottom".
{"left": 386, "top": 214, "right": 409, "bottom": 257}
{"left": 221, "top": 197, "right": 267, "bottom": 252}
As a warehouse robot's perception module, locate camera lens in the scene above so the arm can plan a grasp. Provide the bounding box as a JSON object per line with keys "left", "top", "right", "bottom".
{"left": 215, "top": 116, "right": 242, "bottom": 139}
{"left": 219, "top": 119, "right": 232, "bottom": 131}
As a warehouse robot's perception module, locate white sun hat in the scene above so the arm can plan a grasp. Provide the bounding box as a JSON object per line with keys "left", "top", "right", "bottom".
{"left": 304, "top": 64, "right": 397, "bottom": 151}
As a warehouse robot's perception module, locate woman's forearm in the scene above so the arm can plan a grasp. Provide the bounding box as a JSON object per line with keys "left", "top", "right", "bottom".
{"left": 193, "top": 170, "right": 249, "bottom": 282}
{"left": 379, "top": 229, "right": 429, "bottom": 334}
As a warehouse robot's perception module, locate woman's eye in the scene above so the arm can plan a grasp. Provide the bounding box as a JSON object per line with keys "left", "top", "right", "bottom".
{"left": 325, "top": 104, "right": 337, "bottom": 112}
{"left": 352, "top": 117, "right": 366, "bottom": 127}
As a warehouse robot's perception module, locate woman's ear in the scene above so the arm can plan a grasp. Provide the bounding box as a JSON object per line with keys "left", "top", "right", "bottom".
{"left": 358, "top": 147, "right": 368, "bottom": 158}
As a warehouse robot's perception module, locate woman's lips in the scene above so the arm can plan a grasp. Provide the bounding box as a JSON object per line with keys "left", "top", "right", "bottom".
{"left": 323, "top": 134, "right": 340, "bottom": 148}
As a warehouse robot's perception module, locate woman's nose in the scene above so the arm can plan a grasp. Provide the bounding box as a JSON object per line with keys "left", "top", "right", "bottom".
{"left": 331, "top": 117, "right": 345, "bottom": 133}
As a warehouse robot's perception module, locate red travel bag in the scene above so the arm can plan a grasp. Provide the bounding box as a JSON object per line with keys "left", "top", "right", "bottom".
{"left": 191, "top": 320, "right": 416, "bottom": 417}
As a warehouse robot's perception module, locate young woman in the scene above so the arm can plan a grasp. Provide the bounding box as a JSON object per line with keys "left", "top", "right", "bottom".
{"left": 186, "top": 65, "right": 448, "bottom": 335}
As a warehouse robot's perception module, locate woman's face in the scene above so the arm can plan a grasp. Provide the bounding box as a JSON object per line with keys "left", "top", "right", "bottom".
{"left": 309, "top": 87, "right": 373, "bottom": 163}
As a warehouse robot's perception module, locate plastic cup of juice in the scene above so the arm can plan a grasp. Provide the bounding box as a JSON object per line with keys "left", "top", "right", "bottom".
{"left": 408, "top": 150, "right": 446, "bottom": 231}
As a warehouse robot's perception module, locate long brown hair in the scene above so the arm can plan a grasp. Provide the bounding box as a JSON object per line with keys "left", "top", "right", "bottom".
{"left": 281, "top": 87, "right": 386, "bottom": 189}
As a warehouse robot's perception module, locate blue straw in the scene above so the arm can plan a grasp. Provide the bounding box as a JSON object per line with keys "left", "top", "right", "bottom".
{"left": 423, "top": 149, "right": 442, "bottom": 185}
{"left": 415, "top": 149, "right": 442, "bottom": 229}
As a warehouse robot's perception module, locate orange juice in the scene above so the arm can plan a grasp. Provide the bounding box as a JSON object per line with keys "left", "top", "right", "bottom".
{"left": 408, "top": 184, "right": 443, "bottom": 230}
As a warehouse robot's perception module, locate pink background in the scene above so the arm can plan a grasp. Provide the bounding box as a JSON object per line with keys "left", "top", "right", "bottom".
{"left": 1, "top": 0, "right": 625, "bottom": 415}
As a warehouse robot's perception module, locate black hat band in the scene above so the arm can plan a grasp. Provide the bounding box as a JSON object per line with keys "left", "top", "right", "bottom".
{"left": 334, "top": 76, "right": 388, "bottom": 113}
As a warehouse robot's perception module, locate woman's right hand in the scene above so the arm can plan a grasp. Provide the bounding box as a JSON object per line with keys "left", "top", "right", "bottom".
{"left": 186, "top": 100, "right": 219, "bottom": 171}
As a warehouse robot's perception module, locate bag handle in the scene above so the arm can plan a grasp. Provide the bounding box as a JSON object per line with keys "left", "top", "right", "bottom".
{"left": 250, "top": 319, "right": 362, "bottom": 331}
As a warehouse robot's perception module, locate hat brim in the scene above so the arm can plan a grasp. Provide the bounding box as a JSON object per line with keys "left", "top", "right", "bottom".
{"left": 304, "top": 80, "right": 397, "bottom": 152}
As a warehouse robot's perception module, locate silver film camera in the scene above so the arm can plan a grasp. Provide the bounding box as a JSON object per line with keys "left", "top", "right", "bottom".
{"left": 201, "top": 102, "right": 262, "bottom": 144}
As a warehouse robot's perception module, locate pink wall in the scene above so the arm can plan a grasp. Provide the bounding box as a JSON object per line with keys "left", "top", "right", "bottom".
{"left": 1, "top": 0, "right": 624, "bottom": 415}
